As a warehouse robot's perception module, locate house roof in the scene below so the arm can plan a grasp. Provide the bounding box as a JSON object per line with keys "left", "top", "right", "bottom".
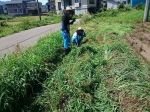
{"left": 27, "top": 1, "right": 42, "bottom": 4}
{"left": 5, "top": 0, "right": 23, "bottom": 4}
{"left": 107, "top": 0, "right": 122, "bottom": 2}
{"left": 0, "top": 1, "right": 5, "bottom": 5}
{"left": 107, "top": 0, "right": 127, "bottom": 2}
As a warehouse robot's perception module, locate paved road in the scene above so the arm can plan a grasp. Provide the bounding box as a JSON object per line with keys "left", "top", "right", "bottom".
{"left": 0, "top": 19, "right": 80, "bottom": 58}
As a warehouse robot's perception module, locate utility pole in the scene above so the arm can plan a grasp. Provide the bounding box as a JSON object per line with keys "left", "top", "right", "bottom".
{"left": 143, "top": 0, "right": 150, "bottom": 22}
{"left": 64, "top": 0, "right": 66, "bottom": 9}
{"left": 37, "top": 0, "right": 41, "bottom": 21}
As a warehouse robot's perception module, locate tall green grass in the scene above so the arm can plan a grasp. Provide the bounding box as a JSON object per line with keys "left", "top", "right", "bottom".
{"left": 34, "top": 9, "right": 150, "bottom": 111}
{"left": 0, "top": 32, "right": 63, "bottom": 111}
{"left": 84, "top": 9, "right": 150, "bottom": 24}
{"left": 0, "top": 15, "right": 14, "bottom": 20}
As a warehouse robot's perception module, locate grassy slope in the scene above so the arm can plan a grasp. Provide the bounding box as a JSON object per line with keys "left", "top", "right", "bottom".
{"left": 0, "top": 9, "right": 150, "bottom": 112}
{"left": 36, "top": 9, "right": 150, "bottom": 111}
{"left": 0, "top": 32, "right": 63, "bottom": 111}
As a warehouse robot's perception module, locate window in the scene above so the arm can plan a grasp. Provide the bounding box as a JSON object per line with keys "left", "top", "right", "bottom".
{"left": 51, "top": 4, "right": 55, "bottom": 9}
{"left": 15, "top": 9, "right": 19, "bottom": 12}
{"left": 123, "top": 1, "right": 126, "bottom": 4}
{"left": 89, "top": 0, "right": 95, "bottom": 4}
{"left": 75, "top": 0, "right": 81, "bottom": 3}
{"left": 68, "top": 0, "right": 72, "bottom": 6}
{"left": 58, "top": 2, "right": 61, "bottom": 10}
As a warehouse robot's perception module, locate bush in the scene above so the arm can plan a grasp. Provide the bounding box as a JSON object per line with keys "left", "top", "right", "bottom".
{"left": 124, "top": 4, "right": 131, "bottom": 11}
{"left": 0, "top": 15, "right": 14, "bottom": 20}
{"left": 80, "top": 13, "right": 93, "bottom": 24}
{"left": 101, "top": 2, "right": 107, "bottom": 11}
{"left": 20, "top": 19, "right": 31, "bottom": 30}
{"left": 95, "top": 10, "right": 119, "bottom": 17}
{"left": 47, "top": 10, "right": 57, "bottom": 16}
{"left": 118, "top": 2, "right": 125, "bottom": 10}
{"left": 0, "top": 20, "right": 8, "bottom": 27}
{"left": 134, "top": 3, "right": 145, "bottom": 10}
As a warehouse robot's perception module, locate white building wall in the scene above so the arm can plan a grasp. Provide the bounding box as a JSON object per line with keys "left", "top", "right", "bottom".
{"left": 55, "top": 0, "right": 97, "bottom": 15}
{"left": 107, "top": 0, "right": 128, "bottom": 10}
{"left": 74, "top": 0, "right": 89, "bottom": 15}
{"left": 107, "top": 1, "right": 118, "bottom": 10}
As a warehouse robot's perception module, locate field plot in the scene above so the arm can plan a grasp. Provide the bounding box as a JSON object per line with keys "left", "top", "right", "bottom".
{"left": 0, "top": 15, "right": 61, "bottom": 38}
{"left": 125, "top": 22, "right": 150, "bottom": 62}
{"left": 0, "top": 9, "right": 150, "bottom": 112}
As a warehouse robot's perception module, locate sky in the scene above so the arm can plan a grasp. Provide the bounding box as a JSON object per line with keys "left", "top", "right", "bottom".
{"left": 1, "top": 0, "right": 47, "bottom": 5}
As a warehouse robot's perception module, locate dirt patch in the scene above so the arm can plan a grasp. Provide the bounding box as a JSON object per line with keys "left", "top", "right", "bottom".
{"left": 120, "top": 95, "right": 150, "bottom": 112}
{"left": 125, "top": 22, "right": 150, "bottom": 62}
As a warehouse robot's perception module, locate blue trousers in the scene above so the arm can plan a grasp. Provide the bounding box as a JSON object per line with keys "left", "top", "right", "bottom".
{"left": 61, "top": 30, "right": 70, "bottom": 49}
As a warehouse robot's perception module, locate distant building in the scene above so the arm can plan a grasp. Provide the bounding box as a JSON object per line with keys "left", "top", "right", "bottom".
{"left": 46, "top": 0, "right": 55, "bottom": 11}
{"left": 55, "top": 0, "right": 101, "bottom": 15}
{"left": 0, "top": 5, "right": 4, "bottom": 14}
{"left": 5, "top": 0, "right": 42, "bottom": 16}
{"left": 26, "top": 1, "right": 42, "bottom": 15}
{"left": 5, "top": 0, "right": 26, "bottom": 15}
{"left": 0, "top": 1, "right": 5, "bottom": 14}
{"left": 42, "top": 5, "right": 48, "bottom": 12}
{"left": 107, "top": 0, "right": 130, "bottom": 10}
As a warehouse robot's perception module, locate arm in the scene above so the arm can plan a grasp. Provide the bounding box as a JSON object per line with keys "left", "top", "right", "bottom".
{"left": 69, "top": 18, "right": 76, "bottom": 25}
{"left": 75, "top": 37, "right": 79, "bottom": 46}
{"left": 83, "top": 32, "right": 86, "bottom": 37}
{"left": 73, "top": 33, "right": 79, "bottom": 46}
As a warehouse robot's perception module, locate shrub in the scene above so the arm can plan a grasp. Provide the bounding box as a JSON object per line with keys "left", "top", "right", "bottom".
{"left": 0, "top": 15, "right": 14, "bottom": 20}
{"left": 118, "top": 2, "right": 125, "bottom": 10}
{"left": 134, "top": 3, "right": 145, "bottom": 10}
{"left": 20, "top": 19, "right": 31, "bottom": 30}
{"left": 0, "top": 20, "right": 8, "bottom": 27}
{"left": 124, "top": 4, "right": 131, "bottom": 11}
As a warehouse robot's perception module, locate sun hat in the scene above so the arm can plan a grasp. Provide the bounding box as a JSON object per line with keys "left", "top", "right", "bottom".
{"left": 77, "top": 27, "right": 83, "bottom": 31}
{"left": 66, "top": 6, "right": 72, "bottom": 10}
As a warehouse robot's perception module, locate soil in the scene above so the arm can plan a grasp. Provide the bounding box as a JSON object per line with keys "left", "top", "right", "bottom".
{"left": 125, "top": 22, "right": 150, "bottom": 63}
{"left": 120, "top": 95, "right": 150, "bottom": 112}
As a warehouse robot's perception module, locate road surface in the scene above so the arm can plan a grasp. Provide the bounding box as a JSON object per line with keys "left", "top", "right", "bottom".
{"left": 0, "top": 19, "right": 80, "bottom": 58}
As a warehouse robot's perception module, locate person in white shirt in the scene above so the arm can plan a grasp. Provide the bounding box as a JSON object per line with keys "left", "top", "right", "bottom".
{"left": 72, "top": 27, "right": 86, "bottom": 47}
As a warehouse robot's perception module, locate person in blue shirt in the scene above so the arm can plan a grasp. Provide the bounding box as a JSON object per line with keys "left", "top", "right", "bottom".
{"left": 61, "top": 6, "right": 75, "bottom": 54}
{"left": 72, "top": 27, "right": 86, "bottom": 46}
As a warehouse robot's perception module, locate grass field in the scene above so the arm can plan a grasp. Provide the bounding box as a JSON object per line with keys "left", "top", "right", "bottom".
{"left": 0, "top": 15, "right": 61, "bottom": 38}
{"left": 0, "top": 8, "right": 150, "bottom": 112}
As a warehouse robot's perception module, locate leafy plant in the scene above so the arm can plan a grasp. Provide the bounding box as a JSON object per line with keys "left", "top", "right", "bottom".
{"left": 118, "top": 2, "right": 125, "bottom": 10}
{"left": 134, "top": 3, "right": 145, "bottom": 10}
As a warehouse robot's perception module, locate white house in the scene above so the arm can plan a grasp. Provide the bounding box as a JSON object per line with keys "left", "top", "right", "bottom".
{"left": 55, "top": 0, "right": 101, "bottom": 15}
{"left": 107, "top": 0, "right": 129, "bottom": 10}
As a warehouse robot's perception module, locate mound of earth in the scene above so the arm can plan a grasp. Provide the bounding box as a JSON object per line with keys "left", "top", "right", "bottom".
{"left": 125, "top": 22, "right": 150, "bottom": 62}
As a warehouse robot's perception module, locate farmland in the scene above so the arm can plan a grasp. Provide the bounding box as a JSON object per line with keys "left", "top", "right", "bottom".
{"left": 0, "top": 7, "right": 150, "bottom": 112}
{"left": 0, "top": 14, "right": 61, "bottom": 38}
